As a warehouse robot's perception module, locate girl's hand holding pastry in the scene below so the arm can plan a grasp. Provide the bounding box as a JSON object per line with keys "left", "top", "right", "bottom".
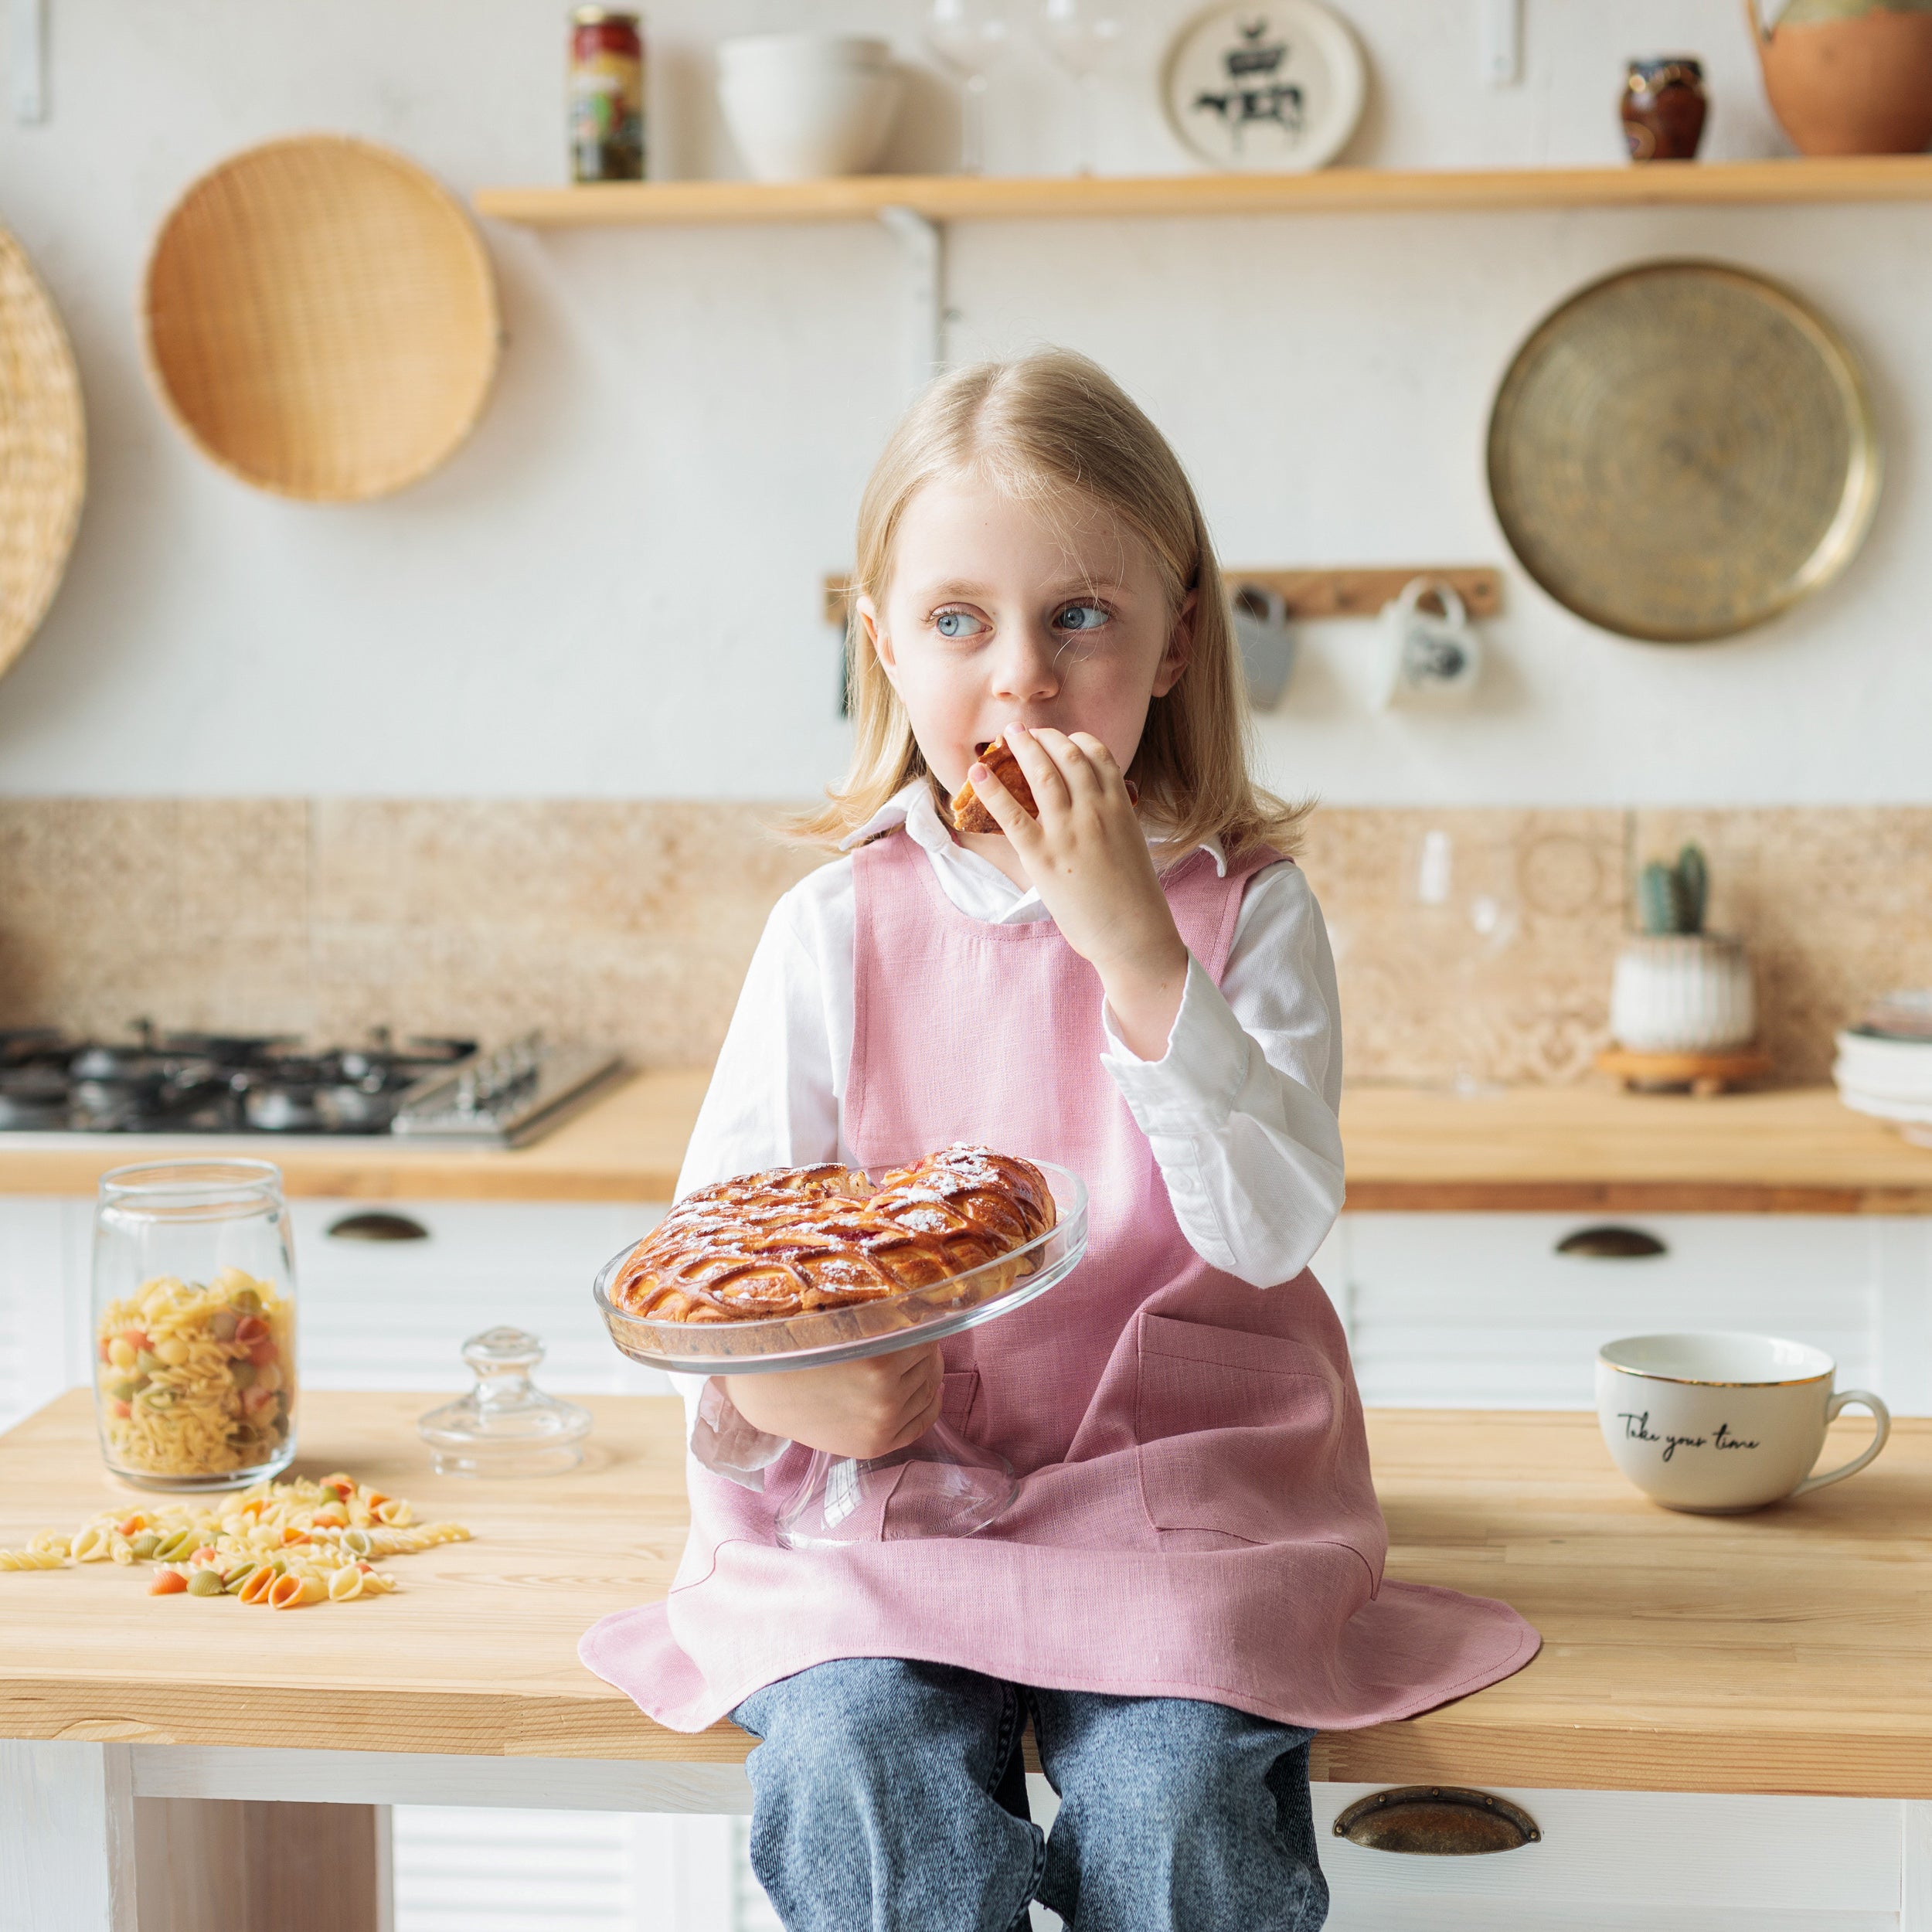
{"left": 724, "top": 1343, "right": 945, "bottom": 1461}
{"left": 968, "top": 723, "right": 1190, "bottom": 1063}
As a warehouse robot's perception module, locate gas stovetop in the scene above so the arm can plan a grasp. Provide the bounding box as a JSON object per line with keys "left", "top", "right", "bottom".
{"left": 0, "top": 1026, "right": 625, "bottom": 1148}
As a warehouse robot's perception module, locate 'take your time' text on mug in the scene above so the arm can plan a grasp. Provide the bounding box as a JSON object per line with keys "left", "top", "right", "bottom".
{"left": 1596, "top": 1332, "right": 1889, "bottom": 1514}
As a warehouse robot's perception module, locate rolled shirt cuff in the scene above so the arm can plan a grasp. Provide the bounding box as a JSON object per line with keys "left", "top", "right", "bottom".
{"left": 1100, "top": 955, "right": 1251, "bottom": 1138}
{"left": 692, "top": 1376, "right": 791, "bottom": 1492}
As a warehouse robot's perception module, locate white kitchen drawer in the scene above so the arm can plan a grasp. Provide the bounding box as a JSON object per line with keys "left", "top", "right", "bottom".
{"left": 394, "top": 1806, "right": 753, "bottom": 1932}
{"left": 1335, "top": 1213, "right": 1903, "bottom": 1411}
{"left": 1318, "top": 1784, "right": 1901, "bottom": 1931}
{"left": 289, "top": 1199, "right": 668, "bottom": 1396}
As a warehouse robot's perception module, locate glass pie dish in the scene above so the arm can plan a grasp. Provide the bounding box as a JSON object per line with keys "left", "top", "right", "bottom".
{"left": 592, "top": 1161, "right": 1087, "bottom": 1376}
{"left": 592, "top": 1160, "right": 1088, "bottom": 1545}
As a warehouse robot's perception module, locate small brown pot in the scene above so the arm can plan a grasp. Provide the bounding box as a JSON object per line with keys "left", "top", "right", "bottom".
{"left": 1623, "top": 57, "right": 1709, "bottom": 162}
{"left": 1750, "top": 0, "right": 1932, "bottom": 155}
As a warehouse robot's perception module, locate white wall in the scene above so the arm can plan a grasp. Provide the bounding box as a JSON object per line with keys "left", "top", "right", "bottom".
{"left": 0, "top": 0, "right": 1926, "bottom": 806}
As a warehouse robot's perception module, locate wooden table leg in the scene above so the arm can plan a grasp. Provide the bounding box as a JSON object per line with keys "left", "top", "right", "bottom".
{"left": 134, "top": 1797, "right": 386, "bottom": 1932}
{"left": 0, "top": 1740, "right": 140, "bottom": 1931}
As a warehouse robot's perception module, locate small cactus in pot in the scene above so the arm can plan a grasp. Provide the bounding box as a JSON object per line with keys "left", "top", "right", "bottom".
{"left": 1637, "top": 844, "right": 1709, "bottom": 937}
{"left": 1611, "top": 843, "right": 1757, "bottom": 1053}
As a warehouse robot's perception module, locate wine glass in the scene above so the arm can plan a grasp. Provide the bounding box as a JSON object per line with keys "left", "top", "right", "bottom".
{"left": 1411, "top": 828, "right": 1522, "bottom": 1095}
{"left": 928, "top": 0, "right": 1013, "bottom": 175}
{"left": 1038, "top": 0, "right": 1124, "bottom": 176}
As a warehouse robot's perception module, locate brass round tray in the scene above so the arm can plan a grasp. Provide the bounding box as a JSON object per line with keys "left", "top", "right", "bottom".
{"left": 1487, "top": 261, "right": 1879, "bottom": 643}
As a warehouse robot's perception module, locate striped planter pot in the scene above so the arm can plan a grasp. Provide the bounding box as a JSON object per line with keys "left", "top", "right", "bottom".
{"left": 1610, "top": 934, "right": 1757, "bottom": 1053}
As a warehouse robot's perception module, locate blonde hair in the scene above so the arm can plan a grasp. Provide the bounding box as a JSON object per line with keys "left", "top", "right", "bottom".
{"left": 792, "top": 348, "right": 1308, "bottom": 861}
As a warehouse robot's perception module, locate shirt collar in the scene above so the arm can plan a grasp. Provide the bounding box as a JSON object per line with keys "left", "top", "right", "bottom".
{"left": 840, "top": 778, "right": 1230, "bottom": 878}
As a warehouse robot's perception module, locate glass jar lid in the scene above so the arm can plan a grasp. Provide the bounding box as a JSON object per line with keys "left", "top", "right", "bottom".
{"left": 418, "top": 1326, "right": 591, "bottom": 1478}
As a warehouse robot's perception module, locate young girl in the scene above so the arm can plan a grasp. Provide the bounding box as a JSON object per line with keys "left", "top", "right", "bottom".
{"left": 583, "top": 350, "right": 1537, "bottom": 1931}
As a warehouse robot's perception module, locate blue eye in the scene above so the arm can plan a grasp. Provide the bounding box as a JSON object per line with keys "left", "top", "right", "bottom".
{"left": 934, "top": 609, "right": 985, "bottom": 639}
{"left": 1056, "top": 602, "right": 1110, "bottom": 634}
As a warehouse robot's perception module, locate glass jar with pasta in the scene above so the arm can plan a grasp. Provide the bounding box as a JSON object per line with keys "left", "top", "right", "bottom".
{"left": 92, "top": 1160, "right": 298, "bottom": 1491}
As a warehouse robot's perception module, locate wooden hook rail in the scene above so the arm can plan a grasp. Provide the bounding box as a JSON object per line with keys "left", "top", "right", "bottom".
{"left": 1226, "top": 567, "right": 1502, "bottom": 618}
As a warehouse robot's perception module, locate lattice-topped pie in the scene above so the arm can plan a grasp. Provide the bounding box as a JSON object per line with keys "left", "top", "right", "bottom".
{"left": 611, "top": 1145, "right": 1056, "bottom": 1325}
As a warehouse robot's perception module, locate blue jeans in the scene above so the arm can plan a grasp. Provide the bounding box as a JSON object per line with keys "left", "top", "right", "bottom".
{"left": 733, "top": 1658, "right": 1327, "bottom": 1932}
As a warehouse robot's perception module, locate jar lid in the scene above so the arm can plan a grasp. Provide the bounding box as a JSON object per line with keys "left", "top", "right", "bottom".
{"left": 572, "top": 8, "right": 639, "bottom": 25}
{"left": 417, "top": 1326, "right": 592, "bottom": 1478}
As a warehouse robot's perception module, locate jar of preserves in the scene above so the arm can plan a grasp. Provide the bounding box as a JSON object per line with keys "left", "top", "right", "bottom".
{"left": 1622, "top": 56, "right": 1707, "bottom": 162}
{"left": 570, "top": 7, "right": 646, "bottom": 183}
{"left": 92, "top": 1160, "right": 298, "bottom": 1492}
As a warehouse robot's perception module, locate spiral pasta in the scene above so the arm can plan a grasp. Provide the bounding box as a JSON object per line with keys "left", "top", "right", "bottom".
{"left": 95, "top": 1267, "right": 296, "bottom": 1478}
{"left": 0, "top": 1471, "right": 468, "bottom": 1608}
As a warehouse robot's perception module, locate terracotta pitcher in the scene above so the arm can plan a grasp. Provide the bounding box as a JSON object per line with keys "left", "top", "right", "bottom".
{"left": 1749, "top": 0, "right": 1932, "bottom": 154}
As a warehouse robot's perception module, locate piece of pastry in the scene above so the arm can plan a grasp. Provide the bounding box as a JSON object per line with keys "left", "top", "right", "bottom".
{"left": 949, "top": 737, "right": 1032, "bottom": 835}
{"left": 948, "top": 737, "right": 1139, "bottom": 836}
{"left": 611, "top": 1145, "right": 1055, "bottom": 1325}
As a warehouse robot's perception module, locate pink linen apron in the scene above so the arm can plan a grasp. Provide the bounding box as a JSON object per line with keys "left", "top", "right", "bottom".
{"left": 580, "top": 828, "right": 1539, "bottom": 1731}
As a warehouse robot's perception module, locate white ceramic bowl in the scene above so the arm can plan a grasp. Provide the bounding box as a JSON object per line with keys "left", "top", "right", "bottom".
{"left": 718, "top": 36, "right": 903, "bottom": 181}
{"left": 719, "top": 32, "right": 892, "bottom": 73}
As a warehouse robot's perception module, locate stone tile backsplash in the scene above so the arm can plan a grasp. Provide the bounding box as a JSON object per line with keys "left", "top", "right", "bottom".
{"left": 2, "top": 800, "right": 1927, "bottom": 1086}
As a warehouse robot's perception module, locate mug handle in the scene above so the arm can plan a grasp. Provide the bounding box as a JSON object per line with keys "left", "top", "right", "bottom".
{"left": 1792, "top": 1389, "right": 1891, "bottom": 1497}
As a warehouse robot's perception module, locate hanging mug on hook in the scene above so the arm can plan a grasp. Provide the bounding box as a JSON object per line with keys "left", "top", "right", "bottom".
{"left": 1377, "top": 577, "right": 1481, "bottom": 709}
{"left": 1230, "top": 583, "right": 1298, "bottom": 709}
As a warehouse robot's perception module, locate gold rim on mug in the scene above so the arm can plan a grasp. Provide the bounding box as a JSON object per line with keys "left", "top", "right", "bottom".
{"left": 1597, "top": 1338, "right": 1833, "bottom": 1390}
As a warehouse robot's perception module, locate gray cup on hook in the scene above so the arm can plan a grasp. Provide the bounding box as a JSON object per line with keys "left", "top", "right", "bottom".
{"left": 1231, "top": 583, "right": 1297, "bottom": 709}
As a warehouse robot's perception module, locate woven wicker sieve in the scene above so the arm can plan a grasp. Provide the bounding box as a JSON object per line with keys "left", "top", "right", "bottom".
{"left": 141, "top": 134, "right": 500, "bottom": 502}
{"left": 0, "top": 228, "right": 86, "bottom": 679}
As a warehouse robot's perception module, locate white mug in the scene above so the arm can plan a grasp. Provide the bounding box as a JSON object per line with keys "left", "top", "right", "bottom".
{"left": 1376, "top": 577, "right": 1481, "bottom": 709}
{"left": 1597, "top": 1332, "right": 1889, "bottom": 1514}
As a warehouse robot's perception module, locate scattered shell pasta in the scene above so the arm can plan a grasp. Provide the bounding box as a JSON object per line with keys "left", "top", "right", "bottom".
{"left": 0, "top": 1472, "right": 468, "bottom": 1608}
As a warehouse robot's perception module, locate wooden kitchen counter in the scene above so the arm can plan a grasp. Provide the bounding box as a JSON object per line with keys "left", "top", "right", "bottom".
{"left": 4, "top": 1389, "right": 1929, "bottom": 1798}
{"left": 2, "top": 1073, "right": 1929, "bottom": 1212}
{"left": 1340, "top": 1082, "right": 1932, "bottom": 1214}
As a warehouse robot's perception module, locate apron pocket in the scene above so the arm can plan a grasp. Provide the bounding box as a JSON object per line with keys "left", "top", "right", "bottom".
{"left": 939, "top": 1367, "right": 983, "bottom": 1437}
{"left": 1135, "top": 1312, "right": 1350, "bottom": 1549}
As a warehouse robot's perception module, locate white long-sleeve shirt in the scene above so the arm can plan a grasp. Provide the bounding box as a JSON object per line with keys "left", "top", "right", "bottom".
{"left": 676, "top": 781, "right": 1346, "bottom": 1479}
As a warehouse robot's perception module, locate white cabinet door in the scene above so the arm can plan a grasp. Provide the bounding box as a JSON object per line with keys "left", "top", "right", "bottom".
{"left": 288, "top": 1199, "right": 670, "bottom": 1396}
{"left": 1331, "top": 1213, "right": 1930, "bottom": 1413}
{"left": 0, "top": 1198, "right": 79, "bottom": 1433}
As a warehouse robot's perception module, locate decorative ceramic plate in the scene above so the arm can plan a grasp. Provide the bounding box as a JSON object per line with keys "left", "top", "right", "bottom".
{"left": 1488, "top": 261, "right": 1879, "bottom": 643}
{"left": 593, "top": 1162, "right": 1089, "bottom": 1375}
{"left": 1161, "top": 0, "right": 1366, "bottom": 172}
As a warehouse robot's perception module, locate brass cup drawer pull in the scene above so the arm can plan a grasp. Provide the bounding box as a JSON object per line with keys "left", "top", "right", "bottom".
{"left": 1556, "top": 1224, "right": 1667, "bottom": 1259}
{"left": 325, "top": 1211, "right": 430, "bottom": 1243}
{"left": 1333, "top": 1786, "right": 1541, "bottom": 1855}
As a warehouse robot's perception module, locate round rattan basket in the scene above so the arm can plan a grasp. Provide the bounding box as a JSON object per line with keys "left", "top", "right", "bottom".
{"left": 141, "top": 134, "right": 500, "bottom": 503}
{"left": 0, "top": 228, "right": 86, "bottom": 679}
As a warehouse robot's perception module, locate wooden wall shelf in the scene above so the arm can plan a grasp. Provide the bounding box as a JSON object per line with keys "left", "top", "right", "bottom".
{"left": 475, "top": 156, "right": 1932, "bottom": 229}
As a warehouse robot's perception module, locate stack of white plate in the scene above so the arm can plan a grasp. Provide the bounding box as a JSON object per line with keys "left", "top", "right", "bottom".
{"left": 1835, "top": 992, "right": 1932, "bottom": 1128}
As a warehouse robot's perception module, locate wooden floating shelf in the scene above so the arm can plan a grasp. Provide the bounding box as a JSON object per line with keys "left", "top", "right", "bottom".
{"left": 823, "top": 566, "right": 1500, "bottom": 625}
{"left": 475, "top": 156, "right": 1932, "bottom": 229}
